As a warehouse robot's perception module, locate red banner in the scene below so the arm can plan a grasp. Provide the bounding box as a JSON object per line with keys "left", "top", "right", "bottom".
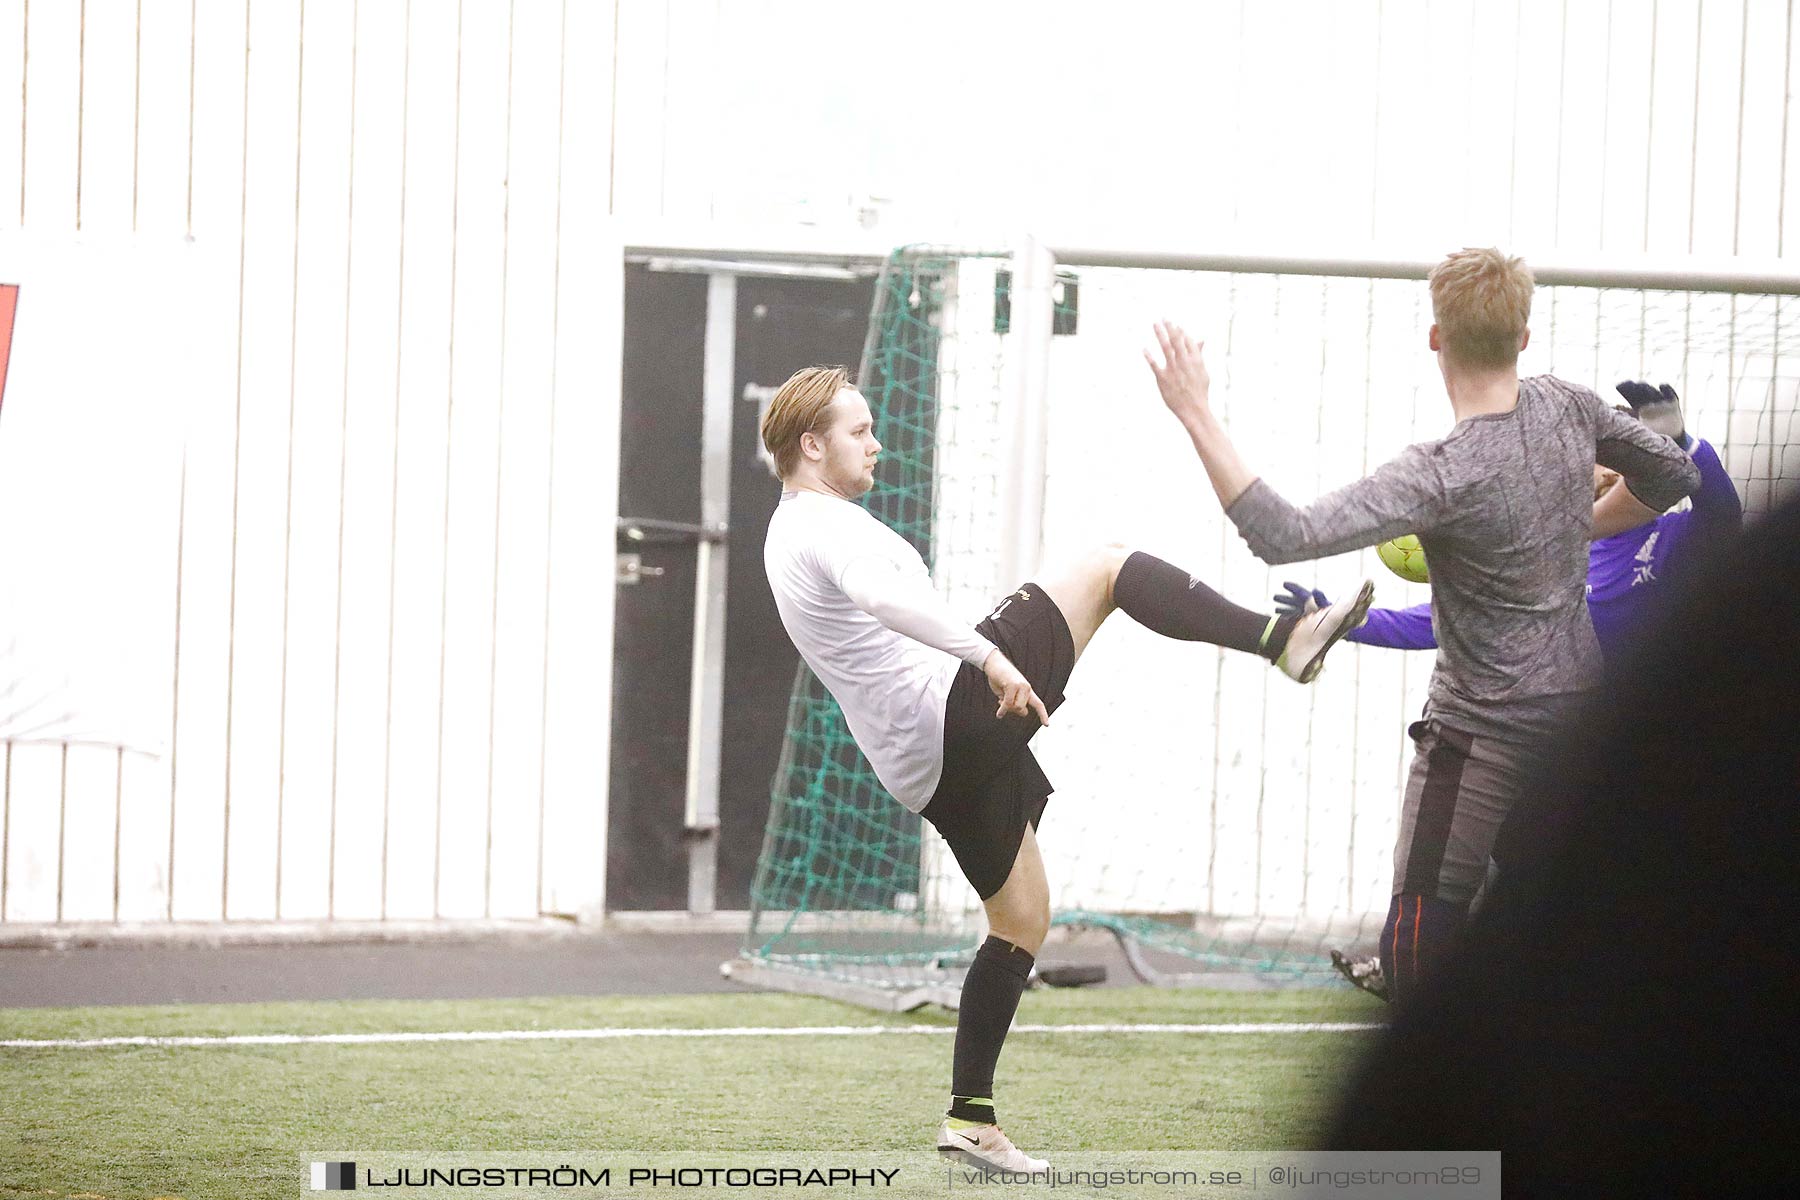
{"left": 0, "top": 283, "right": 17, "bottom": 414}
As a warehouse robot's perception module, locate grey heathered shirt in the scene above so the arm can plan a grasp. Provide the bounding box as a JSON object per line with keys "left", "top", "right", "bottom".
{"left": 1227, "top": 374, "right": 1702, "bottom": 745}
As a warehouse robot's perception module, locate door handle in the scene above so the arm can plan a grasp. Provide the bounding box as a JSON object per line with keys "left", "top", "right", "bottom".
{"left": 616, "top": 552, "right": 667, "bottom": 585}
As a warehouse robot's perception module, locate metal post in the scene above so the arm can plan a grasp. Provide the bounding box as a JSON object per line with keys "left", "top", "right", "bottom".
{"left": 998, "top": 237, "right": 1055, "bottom": 591}
{"left": 685, "top": 272, "right": 735, "bottom": 914}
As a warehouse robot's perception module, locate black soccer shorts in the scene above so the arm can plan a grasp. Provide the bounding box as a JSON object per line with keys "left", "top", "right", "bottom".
{"left": 919, "top": 583, "right": 1076, "bottom": 901}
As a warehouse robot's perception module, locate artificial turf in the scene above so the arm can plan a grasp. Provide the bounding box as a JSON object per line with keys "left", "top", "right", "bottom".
{"left": 1, "top": 987, "right": 1385, "bottom": 1200}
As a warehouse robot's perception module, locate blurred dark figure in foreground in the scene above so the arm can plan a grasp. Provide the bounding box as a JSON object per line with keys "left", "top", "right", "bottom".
{"left": 1329, "top": 493, "right": 1800, "bottom": 1197}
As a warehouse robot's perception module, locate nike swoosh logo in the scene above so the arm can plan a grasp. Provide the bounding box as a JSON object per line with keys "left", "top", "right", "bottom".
{"left": 958, "top": 1132, "right": 983, "bottom": 1147}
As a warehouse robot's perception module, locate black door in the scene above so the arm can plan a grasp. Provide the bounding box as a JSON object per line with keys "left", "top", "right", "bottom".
{"left": 717, "top": 275, "right": 876, "bottom": 905}
{"left": 608, "top": 265, "right": 874, "bottom": 910}
{"left": 609, "top": 265, "right": 706, "bottom": 910}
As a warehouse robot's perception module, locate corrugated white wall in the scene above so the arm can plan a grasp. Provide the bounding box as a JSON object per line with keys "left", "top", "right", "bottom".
{"left": 3, "top": 0, "right": 1795, "bottom": 926}
{"left": 606, "top": 0, "right": 1800, "bottom": 260}
{"left": 1, "top": 0, "right": 617, "bottom": 924}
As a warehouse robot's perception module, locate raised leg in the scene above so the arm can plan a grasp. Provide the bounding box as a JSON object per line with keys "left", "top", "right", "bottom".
{"left": 1031, "top": 545, "right": 1133, "bottom": 661}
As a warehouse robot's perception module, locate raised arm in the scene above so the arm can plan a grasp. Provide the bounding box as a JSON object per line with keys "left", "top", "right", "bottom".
{"left": 1222, "top": 449, "right": 1449, "bottom": 565}
{"left": 1684, "top": 437, "right": 1742, "bottom": 530}
{"left": 1144, "top": 321, "right": 1258, "bottom": 509}
{"left": 1146, "top": 321, "right": 1448, "bottom": 564}
{"left": 1592, "top": 390, "right": 1701, "bottom": 514}
{"left": 1593, "top": 381, "right": 1719, "bottom": 538}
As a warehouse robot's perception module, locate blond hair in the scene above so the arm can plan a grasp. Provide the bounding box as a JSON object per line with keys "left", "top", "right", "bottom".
{"left": 761, "top": 365, "right": 852, "bottom": 479}
{"left": 1428, "top": 248, "right": 1534, "bottom": 369}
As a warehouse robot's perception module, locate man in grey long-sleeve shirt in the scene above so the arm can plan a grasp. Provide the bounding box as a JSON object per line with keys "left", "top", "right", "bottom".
{"left": 1145, "top": 248, "right": 1700, "bottom": 1003}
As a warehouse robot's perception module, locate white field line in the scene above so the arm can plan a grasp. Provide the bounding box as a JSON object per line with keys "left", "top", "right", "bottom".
{"left": 0, "top": 1022, "right": 1383, "bottom": 1050}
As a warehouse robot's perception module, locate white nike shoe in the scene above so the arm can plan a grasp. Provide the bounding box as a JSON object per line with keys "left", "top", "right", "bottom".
{"left": 936, "top": 1120, "right": 1049, "bottom": 1174}
{"left": 1277, "top": 579, "right": 1375, "bottom": 683}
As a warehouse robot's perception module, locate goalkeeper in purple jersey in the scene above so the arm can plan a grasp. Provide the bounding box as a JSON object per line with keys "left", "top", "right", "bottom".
{"left": 1278, "top": 382, "right": 1741, "bottom": 666}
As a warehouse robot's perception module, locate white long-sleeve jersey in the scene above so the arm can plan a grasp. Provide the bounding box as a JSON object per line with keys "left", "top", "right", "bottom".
{"left": 763, "top": 489, "right": 995, "bottom": 812}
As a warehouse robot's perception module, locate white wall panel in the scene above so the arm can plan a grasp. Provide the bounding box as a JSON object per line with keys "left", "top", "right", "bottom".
{"left": 1600, "top": 1, "right": 1657, "bottom": 254}
{"left": 1645, "top": 0, "right": 1704, "bottom": 254}
{"left": 279, "top": 0, "right": 357, "bottom": 921}
{"left": 133, "top": 0, "right": 193, "bottom": 236}
{"left": 117, "top": 748, "right": 174, "bottom": 921}
{"left": 436, "top": 0, "right": 509, "bottom": 921}
{"left": 1736, "top": 0, "right": 1789, "bottom": 258}
{"left": 539, "top": 0, "right": 618, "bottom": 919}
{"left": 1785, "top": 4, "right": 1800, "bottom": 255}
{"left": 167, "top": 0, "right": 247, "bottom": 922}
{"left": 1463, "top": 1, "right": 1523, "bottom": 243}
{"left": 3, "top": 744, "right": 60, "bottom": 921}
{"left": 1508, "top": 0, "right": 1569, "bottom": 250}
{"left": 331, "top": 0, "right": 409, "bottom": 921}
{"left": 57, "top": 743, "right": 118, "bottom": 920}
{"left": 77, "top": 0, "right": 137, "bottom": 233}
{"left": 111, "top": 0, "right": 189, "bottom": 924}
{"left": 1, "top": 1, "right": 22, "bottom": 227}
{"left": 487, "top": 0, "right": 563, "bottom": 920}
{"left": 386, "top": 4, "right": 458, "bottom": 920}
{"left": 20, "top": 0, "right": 77, "bottom": 229}
{"left": 223, "top": 0, "right": 302, "bottom": 921}
{"left": 1554, "top": 0, "right": 1615, "bottom": 251}
{"left": 609, "top": 0, "right": 669, "bottom": 220}
{"left": 1692, "top": 0, "right": 1749, "bottom": 257}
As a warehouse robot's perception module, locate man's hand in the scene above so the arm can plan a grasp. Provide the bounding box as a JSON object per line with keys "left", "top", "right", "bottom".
{"left": 1273, "top": 581, "right": 1329, "bottom": 618}
{"left": 1145, "top": 321, "right": 1214, "bottom": 429}
{"left": 982, "top": 649, "right": 1049, "bottom": 725}
{"left": 1145, "top": 319, "right": 1259, "bottom": 509}
{"left": 1616, "top": 380, "right": 1690, "bottom": 449}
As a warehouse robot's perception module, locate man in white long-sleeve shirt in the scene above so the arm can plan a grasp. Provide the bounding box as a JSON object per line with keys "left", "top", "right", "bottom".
{"left": 760, "top": 365, "right": 1374, "bottom": 1172}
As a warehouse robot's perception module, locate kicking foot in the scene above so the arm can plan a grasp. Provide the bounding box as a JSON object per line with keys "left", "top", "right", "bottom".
{"left": 1330, "top": 949, "right": 1390, "bottom": 1002}
{"left": 1277, "top": 579, "right": 1374, "bottom": 683}
{"left": 937, "top": 1120, "right": 1049, "bottom": 1174}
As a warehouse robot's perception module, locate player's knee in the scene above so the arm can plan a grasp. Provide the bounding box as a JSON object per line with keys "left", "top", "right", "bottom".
{"left": 989, "top": 904, "right": 1050, "bottom": 955}
{"left": 1091, "top": 543, "right": 1132, "bottom": 605}
{"left": 1007, "top": 915, "right": 1050, "bottom": 956}
{"left": 1094, "top": 542, "right": 1131, "bottom": 573}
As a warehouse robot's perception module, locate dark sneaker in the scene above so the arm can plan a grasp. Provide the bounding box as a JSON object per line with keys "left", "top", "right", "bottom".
{"left": 1331, "top": 948, "right": 1390, "bottom": 1002}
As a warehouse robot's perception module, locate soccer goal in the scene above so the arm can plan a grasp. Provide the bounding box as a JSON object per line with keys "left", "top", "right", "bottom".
{"left": 727, "top": 242, "right": 1800, "bottom": 1011}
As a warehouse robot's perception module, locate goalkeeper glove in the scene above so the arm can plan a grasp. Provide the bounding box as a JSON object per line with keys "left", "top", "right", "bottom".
{"left": 1273, "top": 581, "right": 1329, "bottom": 618}
{"left": 1615, "top": 380, "right": 1691, "bottom": 450}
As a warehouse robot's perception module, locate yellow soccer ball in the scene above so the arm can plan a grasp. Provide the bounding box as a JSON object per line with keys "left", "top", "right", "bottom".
{"left": 1377, "top": 534, "right": 1429, "bottom": 584}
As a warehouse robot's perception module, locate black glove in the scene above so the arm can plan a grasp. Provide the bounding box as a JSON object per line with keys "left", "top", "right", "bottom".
{"left": 1273, "top": 581, "right": 1329, "bottom": 618}
{"left": 1615, "top": 380, "right": 1691, "bottom": 450}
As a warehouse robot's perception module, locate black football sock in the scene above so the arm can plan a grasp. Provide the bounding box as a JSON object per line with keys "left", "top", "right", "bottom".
{"left": 948, "top": 936, "right": 1034, "bottom": 1124}
{"left": 1114, "top": 551, "right": 1293, "bottom": 662}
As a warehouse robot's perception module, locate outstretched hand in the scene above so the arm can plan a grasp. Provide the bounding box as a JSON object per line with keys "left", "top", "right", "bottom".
{"left": 1145, "top": 321, "right": 1214, "bottom": 427}
{"left": 982, "top": 649, "right": 1049, "bottom": 726}
{"left": 1615, "top": 380, "right": 1690, "bottom": 449}
{"left": 1273, "top": 581, "right": 1329, "bottom": 618}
